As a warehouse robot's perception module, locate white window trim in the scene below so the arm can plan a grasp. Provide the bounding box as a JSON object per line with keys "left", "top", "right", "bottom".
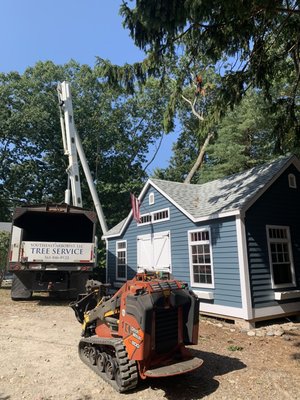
{"left": 188, "top": 227, "right": 215, "bottom": 289}
{"left": 274, "top": 290, "right": 300, "bottom": 300}
{"left": 193, "top": 290, "right": 214, "bottom": 300}
{"left": 266, "top": 225, "right": 296, "bottom": 289}
{"left": 288, "top": 173, "right": 297, "bottom": 188}
{"left": 116, "top": 240, "right": 127, "bottom": 281}
{"left": 138, "top": 213, "right": 151, "bottom": 226}
{"left": 149, "top": 192, "right": 155, "bottom": 205}
{"left": 138, "top": 207, "right": 170, "bottom": 226}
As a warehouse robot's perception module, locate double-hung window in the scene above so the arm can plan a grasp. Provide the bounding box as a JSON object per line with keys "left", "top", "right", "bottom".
{"left": 266, "top": 226, "right": 296, "bottom": 288}
{"left": 116, "top": 241, "right": 127, "bottom": 280}
{"left": 188, "top": 229, "right": 214, "bottom": 288}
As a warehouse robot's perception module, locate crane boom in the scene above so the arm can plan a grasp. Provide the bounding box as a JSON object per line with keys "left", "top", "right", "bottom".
{"left": 58, "top": 82, "right": 82, "bottom": 207}
{"left": 57, "top": 81, "right": 108, "bottom": 235}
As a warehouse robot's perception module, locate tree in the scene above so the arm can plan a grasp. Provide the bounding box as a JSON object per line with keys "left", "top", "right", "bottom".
{"left": 0, "top": 231, "right": 10, "bottom": 275}
{"left": 0, "top": 61, "right": 168, "bottom": 227}
{"left": 200, "top": 90, "right": 276, "bottom": 181}
{"left": 119, "top": 1, "right": 300, "bottom": 106}
{"left": 101, "top": 1, "right": 300, "bottom": 181}
{"left": 0, "top": 62, "right": 68, "bottom": 216}
{"left": 179, "top": 74, "right": 215, "bottom": 183}
{"left": 155, "top": 88, "right": 291, "bottom": 183}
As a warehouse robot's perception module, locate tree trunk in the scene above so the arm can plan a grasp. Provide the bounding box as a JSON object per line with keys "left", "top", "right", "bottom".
{"left": 184, "top": 132, "right": 213, "bottom": 184}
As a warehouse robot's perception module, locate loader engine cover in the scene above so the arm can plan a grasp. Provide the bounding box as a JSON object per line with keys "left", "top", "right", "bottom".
{"left": 117, "top": 279, "right": 200, "bottom": 361}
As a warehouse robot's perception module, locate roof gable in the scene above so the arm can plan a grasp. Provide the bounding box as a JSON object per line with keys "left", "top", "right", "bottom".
{"left": 103, "top": 155, "right": 299, "bottom": 238}
{"left": 150, "top": 155, "right": 298, "bottom": 220}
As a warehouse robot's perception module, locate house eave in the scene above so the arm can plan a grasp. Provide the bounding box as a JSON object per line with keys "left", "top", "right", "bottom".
{"left": 193, "top": 210, "right": 240, "bottom": 222}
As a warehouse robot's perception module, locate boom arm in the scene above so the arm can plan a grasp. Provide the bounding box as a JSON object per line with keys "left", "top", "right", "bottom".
{"left": 58, "top": 82, "right": 82, "bottom": 207}
{"left": 57, "top": 81, "right": 108, "bottom": 235}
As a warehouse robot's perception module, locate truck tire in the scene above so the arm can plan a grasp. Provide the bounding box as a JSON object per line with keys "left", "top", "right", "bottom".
{"left": 11, "top": 274, "right": 32, "bottom": 300}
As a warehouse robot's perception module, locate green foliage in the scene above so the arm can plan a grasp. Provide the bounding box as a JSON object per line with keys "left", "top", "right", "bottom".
{"left": 0, "top": 61, "right": 167, "bottom": 228}
{"left": 0, "top": 231, "right": 10, "bottom": 271}
{"left": 120, "top": 1, "right": 300, "bottom": 102}
{"left": 200, "top": 91, "right": 275, "bottom": 181}
{"left": 153, "top": 128, "right": 199, "bottom": 182}
{"left": 116, "top": 0, "right": 300, "bottom": 181}
{"left": 0, "top": 61, "right": 71, "bottom": 216}
{"left": 227, "top": 345, "right": 244, "bottom": 352}
{"left": 154, "top": 86, "right": 297, "bottom": 183}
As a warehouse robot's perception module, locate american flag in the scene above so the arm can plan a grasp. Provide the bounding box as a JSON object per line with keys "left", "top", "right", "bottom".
{"left": 130, "top": 193, "right": 141, "bottom": 223}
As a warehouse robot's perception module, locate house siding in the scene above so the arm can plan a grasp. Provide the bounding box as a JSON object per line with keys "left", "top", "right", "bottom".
{"left": 107, "top": 185, "right": 242, "bottom": 309}
{"left": 246, "top": 164, "right": 300, "bottom": 308}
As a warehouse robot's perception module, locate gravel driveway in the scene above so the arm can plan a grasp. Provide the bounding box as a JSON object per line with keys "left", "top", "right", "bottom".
{"left": 0, "top": 288, "right": 299, "bottom": 400}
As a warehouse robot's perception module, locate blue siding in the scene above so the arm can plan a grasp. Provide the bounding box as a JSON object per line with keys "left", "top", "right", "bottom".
{"left": 246, "top": 164, "right": 300, "bottom": 308}
{"left": 107, "top": 185, "right": 242, "bottom": 308}
{"left": 107, "top": 241, "right": 117, "bottom": 282}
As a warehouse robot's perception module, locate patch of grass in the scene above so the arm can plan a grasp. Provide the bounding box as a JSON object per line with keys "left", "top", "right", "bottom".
{"left": 227, "top": 345, "right": 244, "bottom": 351}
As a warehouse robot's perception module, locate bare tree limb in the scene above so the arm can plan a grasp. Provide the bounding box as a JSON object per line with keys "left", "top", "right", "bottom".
{"left": 184, "top": 132, "right": 214, "bottom": 184}
{"left": 181, "top": 94, "right": 204, "bottom": 121}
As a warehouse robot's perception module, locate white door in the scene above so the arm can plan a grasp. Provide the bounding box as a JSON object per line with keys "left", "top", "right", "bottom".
{"left": 137, "top": 231, "right": 171, "bottom": 272}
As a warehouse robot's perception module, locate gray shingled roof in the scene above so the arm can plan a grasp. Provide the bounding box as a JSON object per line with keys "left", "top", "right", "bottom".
{"left": 151, "top": 155, "right": 294, "bottom": 219}
{"left": 104, "top": 155, "right": 295, "bottom": 237}
{"left": 105, "top": 218, "right": 127, "bottom": 237}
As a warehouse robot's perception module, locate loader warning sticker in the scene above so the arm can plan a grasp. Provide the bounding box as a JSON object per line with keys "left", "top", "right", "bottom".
{"left": 21, "top": 241, "right": 95, "bottom": 263}
{"left": 131, "top": 327, "right": 142, "bottom": 341}
{"left": 131, "top": 340, "right": 140, "bottom": 349}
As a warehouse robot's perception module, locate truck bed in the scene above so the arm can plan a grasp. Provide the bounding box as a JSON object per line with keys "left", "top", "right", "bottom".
{"left": 13, "top": 204, "right": 97, "bottom": 243}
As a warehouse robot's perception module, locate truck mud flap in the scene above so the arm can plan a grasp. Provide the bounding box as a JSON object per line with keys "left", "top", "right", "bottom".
{"left": 11, "top": 274, "right": 32, "bottom": 300}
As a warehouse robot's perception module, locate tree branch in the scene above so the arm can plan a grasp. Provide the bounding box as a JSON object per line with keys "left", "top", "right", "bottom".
{"left": 184, "top": 132, "right": 214, "bottom": 184}
{"left": 143, "top": 132, "right": 164, "bottom": 173}
{"left": 131, "top": 117, "right": 146, "bottom": 138}
{"left": 181, "top": 94, "right": 204, "bottom": 121}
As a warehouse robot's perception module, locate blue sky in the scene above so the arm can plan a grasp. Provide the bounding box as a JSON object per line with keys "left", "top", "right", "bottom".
{"left": 0, "top": 0, "right": 176, "bottom": 172}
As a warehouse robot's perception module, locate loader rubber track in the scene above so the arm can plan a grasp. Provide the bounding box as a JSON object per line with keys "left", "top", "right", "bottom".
{"left": 78, "top": 336, "right": 138, "bottom": 393}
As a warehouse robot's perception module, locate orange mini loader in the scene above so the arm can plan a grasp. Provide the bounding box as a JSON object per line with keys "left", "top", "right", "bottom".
{"left": 70, "top": 271, "right": 203, "bottom": 392}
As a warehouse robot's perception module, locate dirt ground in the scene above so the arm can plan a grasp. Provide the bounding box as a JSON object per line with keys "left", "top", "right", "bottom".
{"left": 0, "top": 288, "right": 299, "bottom": 400}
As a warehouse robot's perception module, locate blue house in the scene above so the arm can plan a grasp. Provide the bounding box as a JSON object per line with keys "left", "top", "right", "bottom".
{"left": 103, "top": 155, "right": 300, "bottom": 328}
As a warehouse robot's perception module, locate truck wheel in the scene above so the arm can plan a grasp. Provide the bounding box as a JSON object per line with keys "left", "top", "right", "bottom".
{"left": 11, "top": 275, "right": 32, "bottom": 300}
